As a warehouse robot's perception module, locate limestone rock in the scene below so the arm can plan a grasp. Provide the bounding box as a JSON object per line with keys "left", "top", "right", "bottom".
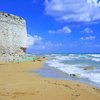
{"left": 0, "top": 12, "right": 28, "bottom": 62}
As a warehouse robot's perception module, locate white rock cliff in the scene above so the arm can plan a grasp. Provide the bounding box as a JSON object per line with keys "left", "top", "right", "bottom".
{"left": 0, "top": 12, "right": 28, "bottom": 62}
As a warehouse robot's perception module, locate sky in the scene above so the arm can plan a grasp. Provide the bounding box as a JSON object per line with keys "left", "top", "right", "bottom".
{"left": 0, "top": 0, "right": 100, "bottom": 53}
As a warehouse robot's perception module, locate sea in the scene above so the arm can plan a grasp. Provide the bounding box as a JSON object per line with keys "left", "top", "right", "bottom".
{"left": 33, "top": 54, "right": 100, "bottom": 88}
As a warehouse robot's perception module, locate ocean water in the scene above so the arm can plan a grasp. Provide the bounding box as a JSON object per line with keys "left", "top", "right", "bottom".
{"left": 34, "top": 54, "right": 100, "bottom": 88}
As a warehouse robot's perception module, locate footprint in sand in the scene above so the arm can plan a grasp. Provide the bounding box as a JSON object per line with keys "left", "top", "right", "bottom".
{"left": 0, "top": 92, "right": 9, "bottom": 96}
{"left": 93, "top": 88, "right": 100, "bottom": 94}
{"left": 12, "top": 90, "right": 40, "bottom": 97}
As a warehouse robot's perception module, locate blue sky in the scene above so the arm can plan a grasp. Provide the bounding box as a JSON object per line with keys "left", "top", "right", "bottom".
{"left": 0, "top": 0, "right": 100, "bottom": 53}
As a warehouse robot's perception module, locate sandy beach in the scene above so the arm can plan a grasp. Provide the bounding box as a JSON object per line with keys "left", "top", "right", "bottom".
{"left": 0, "top": 58, "right": 100, "bottom": 100}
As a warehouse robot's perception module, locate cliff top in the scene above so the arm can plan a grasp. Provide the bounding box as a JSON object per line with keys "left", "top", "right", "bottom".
{"left": 0, "top": 12, "right": 26, "bottom": 25}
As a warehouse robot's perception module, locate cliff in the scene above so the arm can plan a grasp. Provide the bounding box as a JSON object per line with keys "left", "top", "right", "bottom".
{"left": 0, "top": 12, "right": 28, "bottom": 62}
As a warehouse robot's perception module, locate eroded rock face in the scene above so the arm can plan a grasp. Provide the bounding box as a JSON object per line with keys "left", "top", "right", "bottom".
{"left": 0, "top": 12, "right": 28, "bottom": 62}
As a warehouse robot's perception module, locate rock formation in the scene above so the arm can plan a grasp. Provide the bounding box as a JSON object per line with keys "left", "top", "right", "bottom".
{"left": 0, "top": 12, "right": 28, "bottom": 62}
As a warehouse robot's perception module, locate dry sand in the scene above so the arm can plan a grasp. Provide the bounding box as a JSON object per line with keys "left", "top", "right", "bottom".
{"left": 0, "top": 58, "right": 100, "bottom": 100}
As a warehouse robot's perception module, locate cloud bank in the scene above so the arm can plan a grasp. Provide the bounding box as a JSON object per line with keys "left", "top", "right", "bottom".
{"left": 45, "top": 0, "right": 100, "bottom": 23}
{"left": 27, "top": 34, "right": 62, "bottom": 50}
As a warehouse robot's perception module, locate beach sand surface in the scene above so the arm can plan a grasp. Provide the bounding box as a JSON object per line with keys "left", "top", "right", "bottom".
{"left": 0, "top": 58, "right": 100, "bottom": 100}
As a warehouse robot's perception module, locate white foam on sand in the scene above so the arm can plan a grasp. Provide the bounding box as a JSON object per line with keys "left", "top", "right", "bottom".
{"left": 81, "top": 73, "right": 100, "bottom": 84}
{"left": 46, "top": 60, "right": 84, "bottom": 74}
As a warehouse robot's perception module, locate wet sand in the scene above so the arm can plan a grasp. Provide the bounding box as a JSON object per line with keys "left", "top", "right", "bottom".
{"left": 0, "top": 58, "right": 100, "bottom": 100}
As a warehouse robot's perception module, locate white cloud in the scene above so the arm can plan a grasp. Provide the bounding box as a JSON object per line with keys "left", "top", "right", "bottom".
{"left": 27, "top": 34, "right": 42, "bottom": 47}
{"left": 45, "top": 0, "right": 100, "bottom": 23}
{"left": 45, "top": 41, "right": 62, "bottom": 47}
{"left": 82, "top": 27, "right": 93, "bottom": 33}
{"left": 27, "top": 35, "right": 62, "bottom": 50}
{"left": 48, "top": 26, "right": 71, "bottom": 34}
{"left": 45, "top": 41, "right": 54, "bottom": 46}
{"left": 56, "top": 43, "right": 62, "bottom": 46}
{"left": 80, "top": 35, "right": 96, "bottom": 40}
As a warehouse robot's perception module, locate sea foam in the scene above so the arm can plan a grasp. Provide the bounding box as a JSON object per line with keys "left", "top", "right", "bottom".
{"left": 45, "top": 54, "right": 100, "bottom": 84}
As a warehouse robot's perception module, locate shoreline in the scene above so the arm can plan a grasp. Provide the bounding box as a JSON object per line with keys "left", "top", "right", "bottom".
{"left": 34, "top": 63, "right": 100, "bottom": 88}
{"left": 0, "top": 58, "right": 100, "bottom": 100}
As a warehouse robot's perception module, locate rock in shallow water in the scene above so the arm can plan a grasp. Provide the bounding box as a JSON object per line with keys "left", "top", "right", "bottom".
{"left": 83, "top": 66, "right": 96, "bottom": 70}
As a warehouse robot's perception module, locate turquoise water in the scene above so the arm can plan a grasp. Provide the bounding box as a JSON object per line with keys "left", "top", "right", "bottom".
{"left": 34, "top": 54, "right": 100, "bottom": 88}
